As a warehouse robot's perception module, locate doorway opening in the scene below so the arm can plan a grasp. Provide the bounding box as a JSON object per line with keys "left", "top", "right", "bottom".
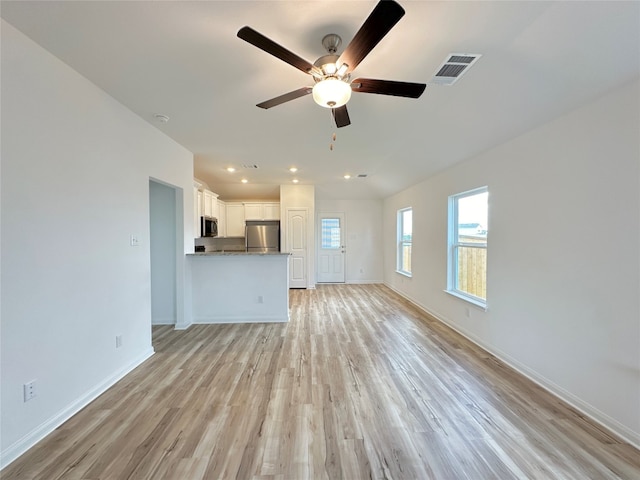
{"left": 149, "top": 179, "right": 184, "bottom": 333}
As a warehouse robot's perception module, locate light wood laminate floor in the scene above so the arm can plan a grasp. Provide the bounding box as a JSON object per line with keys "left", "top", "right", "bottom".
{"left": 3, "top": 284, "right": 639, "bottom": 479}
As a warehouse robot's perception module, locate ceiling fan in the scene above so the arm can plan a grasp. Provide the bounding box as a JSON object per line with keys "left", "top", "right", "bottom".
{"left": 237, "top": 0, "right": 426, "bottom": 128}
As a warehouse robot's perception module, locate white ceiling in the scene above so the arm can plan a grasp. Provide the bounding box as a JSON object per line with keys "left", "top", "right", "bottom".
{"left": 2, "top": 1, "right": 638, "bottom": 200}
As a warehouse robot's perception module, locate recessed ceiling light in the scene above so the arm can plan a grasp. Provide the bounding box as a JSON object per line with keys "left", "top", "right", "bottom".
{"left": 289, "top": 167, "right": 298, "bottom": 173}
{"left": 226, "top": 167, "right": 236, "bottom": 173}
{"left": 292, "top": 179, "right": 299, "bottom": 184}
{"left": 344, "top": 174, "right": 351, "bottom": 180}
{"left": 241, "top": 178, "right": 248, "bottom": 184}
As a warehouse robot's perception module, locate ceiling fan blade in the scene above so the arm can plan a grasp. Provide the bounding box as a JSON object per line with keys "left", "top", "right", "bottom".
{"left": 337, "top": 0, "right": 405, "bottom": 74}
{"left": 352, "top": 78, "right": 426, "bottom": 98}
{"left": 332, "top": 105, "right": 351, "bottom": 128}
{"left": 256, "top": 87, "right": 312, "bottom": 109}
{"left": 238, "top": 26, "right": 316, "bottom": 75}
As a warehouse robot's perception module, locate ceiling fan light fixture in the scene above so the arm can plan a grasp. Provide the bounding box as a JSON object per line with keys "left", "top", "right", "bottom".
{"left": 336, "top": 63, "right": 349, "bottom": 77}
{"left": 322, "top": 63, "right": 337, "bottom": 75}
{"left": 312, "top": 78, "right": 352, "bottom": 108}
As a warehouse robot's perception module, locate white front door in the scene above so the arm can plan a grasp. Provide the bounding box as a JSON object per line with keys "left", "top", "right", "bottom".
{"left": 317, "top": 213, "right": 345, "bottom": 283}
{"left": 286, "top": 208, "right": 308, "bottom": 288}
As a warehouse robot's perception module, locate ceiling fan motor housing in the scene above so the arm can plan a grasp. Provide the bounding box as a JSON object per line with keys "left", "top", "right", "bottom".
{"left": 313, "top": 54, "right": 341, "bottom": 80}
{"left": 321, "top": 33, "right": 342, "bottom": 54}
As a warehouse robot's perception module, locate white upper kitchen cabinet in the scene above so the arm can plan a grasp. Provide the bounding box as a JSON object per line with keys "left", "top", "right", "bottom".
{"left": 226, "top": 202, "right": 245, "bottom": 237}
{"left": 197, "top": 190, "right": 204, "bottom": 218}
{"left": 263, "top": 203, "right": 280, "bottom": 220}
{"left": 193, "top": 182, "right": 221, "bottom": 238}
{"left": 217, "top": 199, "right": 226, "bottom": 237}
{"left": 194, "top": 187, "right": 202, "bottom": 239}
{"left": 243, "top": 203, "right": 263, "bottom": 221}
{"left": 244, "top": 202, "right": 280, "bottom": 220}
{"left": 212, "top": 196, "right": 220, "bottom": 220}
{"left": 203, "top": 190, "right": 218, "bottom": 218}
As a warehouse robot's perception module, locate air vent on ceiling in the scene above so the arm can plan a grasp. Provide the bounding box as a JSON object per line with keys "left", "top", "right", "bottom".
{"left": 430, "top": 53, "right": 481, "bottom": 86}
{"left": 357, "top": 174, "right": 368, "bottom": 178}
{"left": 241, "top": 164, "right": 259, "bottom": 169}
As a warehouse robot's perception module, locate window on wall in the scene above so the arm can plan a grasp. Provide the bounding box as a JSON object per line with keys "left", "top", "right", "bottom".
{"left": 397, "top": 207, "right": 412, "bottom": 276}
{"left": 321, "top": 218, "right": 341, "bottom": 249}
{"left": 448, "top": 187, "right": 488, "bottom": 306}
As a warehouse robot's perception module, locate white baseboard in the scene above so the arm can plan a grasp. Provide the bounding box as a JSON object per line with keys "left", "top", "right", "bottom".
{"left": 151, "top": 317, "right": 176, "bottom": 325}
{"left": 383, "top": 283, "right": 640, "bottom": 450}
{"left": 0, "top": 348, "right": 155, "bottom": 470}
{"left": 193, "top": 315, "right": 289, "bottom": 324}
{"left": 173, "top": 322, "right": 192, "bottom": 330}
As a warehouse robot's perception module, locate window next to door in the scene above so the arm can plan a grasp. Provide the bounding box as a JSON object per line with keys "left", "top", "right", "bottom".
{"left": 447, "top": 187, "right": 488, "bottom": 308}
{"left": 397, "top": 207, "right": 412, "bottom": 277}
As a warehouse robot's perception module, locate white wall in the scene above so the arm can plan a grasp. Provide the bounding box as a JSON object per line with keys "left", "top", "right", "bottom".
{"left": 149, "top": 180, "right": 177, "bottom": 325}
{"left": 383, "top": 80, "right": 640, "bottom": 446}
{"left": 0, "top": 21, "right": 194, "bottom": 466}
{"left": 315, "top": 198, "right": 383, "bottom": 283}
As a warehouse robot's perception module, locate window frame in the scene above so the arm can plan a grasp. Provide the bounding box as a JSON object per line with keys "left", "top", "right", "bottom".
{"left": 447, "top": 187, "right": 488, "bottom": 308}
{"left": 396, "top": 207, "right": 413, "bottom": 277}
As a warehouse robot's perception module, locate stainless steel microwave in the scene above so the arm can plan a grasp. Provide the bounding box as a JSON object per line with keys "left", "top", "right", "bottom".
{"left": 200, "top": 216, "right": 218, "bottom": 237}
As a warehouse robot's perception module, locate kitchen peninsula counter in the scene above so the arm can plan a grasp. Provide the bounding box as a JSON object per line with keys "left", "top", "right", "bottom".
{"left": 187, "top": 251, "right": 290, "bottom": 325}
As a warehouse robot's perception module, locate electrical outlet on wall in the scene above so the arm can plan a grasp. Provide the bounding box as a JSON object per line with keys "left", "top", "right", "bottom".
{"left": 116, "top": 335, "right": 123, "bottom": 348}
{"left": 130, "top": 235, "right": 140, "bottom": 246}
{"left": 24, "top": 380, "right": 37, "bottom": 402}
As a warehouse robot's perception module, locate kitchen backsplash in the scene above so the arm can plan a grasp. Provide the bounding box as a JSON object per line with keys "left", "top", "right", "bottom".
{"left": 194, "top": 236, "right": 245, "bottom": 252}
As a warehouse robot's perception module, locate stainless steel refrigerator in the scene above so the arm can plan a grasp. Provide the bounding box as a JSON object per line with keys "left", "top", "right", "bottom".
{"left": 245, "top": 220, "right": 280, "bottom": 252}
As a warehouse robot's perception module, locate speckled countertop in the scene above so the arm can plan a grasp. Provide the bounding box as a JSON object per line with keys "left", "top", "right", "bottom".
{"left": 187, "top": 251, "right": 290, "bottom": 256}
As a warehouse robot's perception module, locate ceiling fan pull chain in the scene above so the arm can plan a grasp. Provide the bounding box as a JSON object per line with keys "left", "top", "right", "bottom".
{"left": 328, "top": 116, "right": 337, "bottom": 151}
{"left": 329, "top": 131, "right": 338, "bottom": 151}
